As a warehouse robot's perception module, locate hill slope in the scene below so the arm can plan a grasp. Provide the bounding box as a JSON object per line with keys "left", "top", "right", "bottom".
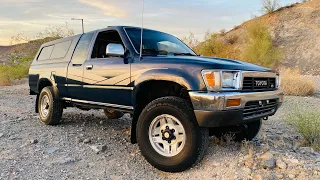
{"left": 219, "top": 0, "right": 320, "bottom": 74}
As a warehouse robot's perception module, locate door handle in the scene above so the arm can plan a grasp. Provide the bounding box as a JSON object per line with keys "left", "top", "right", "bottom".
{"left": 86, "top": 65, "right": 93, "bottom": 70}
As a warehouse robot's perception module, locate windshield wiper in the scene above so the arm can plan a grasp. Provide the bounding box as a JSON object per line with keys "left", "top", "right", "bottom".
{"left": 142, "top": 49, "right": 168, "bottom": 56}
{"left": 173, "top": 52, "right": 196, "bottom": 56}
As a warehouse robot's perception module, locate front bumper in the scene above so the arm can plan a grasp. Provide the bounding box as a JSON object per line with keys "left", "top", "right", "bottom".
{"left": 189, "top": 90, "right": 284, "bottom": 127}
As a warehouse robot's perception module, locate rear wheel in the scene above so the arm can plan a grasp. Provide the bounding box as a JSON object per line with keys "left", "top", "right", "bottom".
{"left": 38, "top": 87, "right": 63, "bottom": 125}
{"left": 103, "top": 109, "right": 124, "bottom": 119}
{"left": 136, "top": 97, "right": 209, "bottom": 172}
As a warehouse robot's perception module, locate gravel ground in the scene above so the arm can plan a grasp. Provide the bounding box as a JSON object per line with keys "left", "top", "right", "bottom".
{"left": 0, "top": 83, "right": 319, "bottom": 180}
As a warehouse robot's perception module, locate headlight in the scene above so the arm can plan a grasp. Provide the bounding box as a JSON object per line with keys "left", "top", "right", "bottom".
{"left": 202, "top": 70, "right": 241, "bottom": 91}
{"left": 276, "top": 74, "right": 280, "bottom": 88}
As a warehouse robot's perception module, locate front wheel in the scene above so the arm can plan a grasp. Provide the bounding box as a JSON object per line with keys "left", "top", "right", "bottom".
{"left": 136, "top": 97, "right": 209, "bottom": 172}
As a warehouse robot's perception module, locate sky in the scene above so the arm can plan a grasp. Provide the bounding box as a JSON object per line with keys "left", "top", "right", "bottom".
{"left": 0, "top": 0, "right": 301, "bottom": 46}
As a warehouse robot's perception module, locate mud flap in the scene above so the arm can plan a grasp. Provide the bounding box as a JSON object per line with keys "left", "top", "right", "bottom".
{"left": 35, "top": 94, "right": 39, "bottom": 113}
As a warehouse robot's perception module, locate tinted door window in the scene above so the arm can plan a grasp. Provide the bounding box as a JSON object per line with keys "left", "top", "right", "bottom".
{"left": 38, "top": 45, "right": 54, "bottom": 60}
{"left": 72, "top": 32, "right": 94, "bottom": 65}
{"left": 51, "top": 40, "right": 72, "bottom": 59}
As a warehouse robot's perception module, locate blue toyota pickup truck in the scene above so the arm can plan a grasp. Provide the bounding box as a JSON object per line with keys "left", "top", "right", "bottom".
{"left": 28, "top": 26, "right": 283, "bottom": 172}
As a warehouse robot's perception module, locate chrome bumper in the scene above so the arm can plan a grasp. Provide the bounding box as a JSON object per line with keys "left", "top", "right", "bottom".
{"left": 189, "top": 90, "right": 284, "bottom": 111}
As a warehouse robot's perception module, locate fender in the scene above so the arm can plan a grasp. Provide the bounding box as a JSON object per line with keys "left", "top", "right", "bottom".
{"left": 131, "top": 68, "right": 203, "bottom": 105}
{"left": 37, "top": 72, "right": 61, "bottom": 99}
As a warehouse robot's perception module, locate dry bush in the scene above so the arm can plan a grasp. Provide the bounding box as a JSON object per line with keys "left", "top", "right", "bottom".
{"left": 0, "top": 64, "right": 29, "bottom": 86}
{"left": 261, "top": 0, "right": 280, "bottom": 14}
{"left": 280, "top": 68, "right": 315, "bottom": 96}
{"left": 241, "top": 21, "right": 282, "bottom": 68}
{"left": 181, "top": 32, "right": 200, "bottom": 52}
{"left": 196, "top": 31, "right": 241, "bottom": 59}
{"left": 226, "top": 34, "right": 239, "bottom": 44}
{"left": 285, "top": 108, "right": 320, "bottom": 150}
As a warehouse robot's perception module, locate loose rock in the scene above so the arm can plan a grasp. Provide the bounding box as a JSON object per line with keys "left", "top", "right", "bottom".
{"left": 288, "top": 174, "right": 295, "bottom": 179}
{"left": 299, "top": 147, "right": 314, "bottom": 154}
{"left": 243, "top": 167, "right": 251, "bottom": 175}
{"left": 58, "top": 157, "right": 76, "bottom": 165}
{"left": 30, "top": 139, "right": 38, "bottom": 144}
{"left": 253, "top": 175, "right": 262, "bottom": 180}
{"left": 244, "top": 159, "right": 254, "bottom": 168}
{"left": 45, "top": 147, "right": 59, "bottom": 154}
{"left": 261, "top": 158, "right": 276, "bottom": 169}
{"left": 276, "top": 159, "right": 287, "bottom": 169}
{"left": 276, "top": 174, "right": 283, "bottom": 179}
{"left": 90, "top": 144, "right": 107, "bottom": 154}
{"left": 83, "top": 138, "right": 91, "bottom": 144}
{"left": 259, "top": 151, "right": 274, "bottom": 161}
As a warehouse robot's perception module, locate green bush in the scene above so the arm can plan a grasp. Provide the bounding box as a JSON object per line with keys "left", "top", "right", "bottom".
{"left": 0, "top": 62, "right": 29, "bottom": 86}
{"left": 241, "top": 22, "right": 282, "bottom": 68}
{"left": 195, "top": 32, "right": 241, "bottom": 60}
{"left": 285, "top": 109, "right": 320, "bottom": 150}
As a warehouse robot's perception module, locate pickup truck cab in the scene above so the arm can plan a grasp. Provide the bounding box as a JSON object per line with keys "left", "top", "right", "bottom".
{"left": 29, "top": 26, "right": 283, "bottom": 172}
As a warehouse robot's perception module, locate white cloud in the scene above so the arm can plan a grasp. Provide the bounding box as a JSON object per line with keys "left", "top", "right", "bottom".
{"left": 78, "top": 0, "right": 127, "bottom": 18}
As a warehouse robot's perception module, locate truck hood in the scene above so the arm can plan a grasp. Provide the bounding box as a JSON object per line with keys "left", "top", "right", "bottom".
{"left": 142, "top": 56, "right": 271, "bottom": 72}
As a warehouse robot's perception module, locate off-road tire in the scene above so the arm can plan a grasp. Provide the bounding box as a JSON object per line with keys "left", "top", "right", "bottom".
{"left": 103, "top": 109, "right": 124, "bottom": 119}
{"left": 136, "top": 96, "right": 209, "bottom": 172}
{"left": 38, "top": 87, "right": 63, "bottom": 125}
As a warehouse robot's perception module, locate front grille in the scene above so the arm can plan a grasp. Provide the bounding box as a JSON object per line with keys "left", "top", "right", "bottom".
{"left": 242, "top": 77, "right": 276, "bottom": 91}
{"left": 243, "top": 99, "right": 277, "bottom": 120}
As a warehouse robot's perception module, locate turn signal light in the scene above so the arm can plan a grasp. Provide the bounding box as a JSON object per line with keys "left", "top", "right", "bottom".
{"left": 226, "top": 99, "right": 241, "bottom": 107}
{"left": 205, "top": 73, "right": 215, "bottom": 86}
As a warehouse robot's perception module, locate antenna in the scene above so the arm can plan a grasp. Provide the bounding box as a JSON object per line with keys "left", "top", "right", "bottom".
{"left": 71, "top": 18, "right": 84, "bottom": 34}
{"left": 139, "top": 0, "right": 144, "bottom": 60}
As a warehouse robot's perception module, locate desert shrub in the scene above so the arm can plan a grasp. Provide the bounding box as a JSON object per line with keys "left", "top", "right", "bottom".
{"left": 261, "top": 0, "right": 280, "bottom": 14}
{"left": 194, "top": 31, "right": 240, "bottom": 59}
{"left": 0, "top": 64, "right": 29, "bottom": 86}
{"left": 181, "top": 32, "right": 200, "bottom": 51}
{"left": 226, "top": 34, "right": 239, "bottom": 44}
{"left": 285, "top": 108, "right": 320, "bottom": 150}
{"left": 220, "top": 29, "right": 226, "bottom": 35}
{"left": 280, "top": 68, "right": 315, "bottom": 96}
{"left": 241, "top": 21, "right": 282, "bottom": 68}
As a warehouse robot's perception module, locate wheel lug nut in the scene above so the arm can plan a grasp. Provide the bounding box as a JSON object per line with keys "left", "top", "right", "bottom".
{"left": 162, "top": 137, "right": 166, "bottom": 140}
{"left": 172, "top": 129, "right": 175, "bottom": 132}
{"left": 173, "top": 137, "right": 176, "bottom": 140}
{"left": 161, "top": 130, "right": 163, "bottom": 133}
{"left": 166, "top": 126, "right": 169, "bottom": 129}
{"left": 168, "top": 140, "right": 171, "bottom": 143}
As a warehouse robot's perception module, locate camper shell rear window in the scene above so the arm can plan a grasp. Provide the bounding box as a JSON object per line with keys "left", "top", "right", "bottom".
{"left": 37, "top": 40, "right": 72, "bottom": 60}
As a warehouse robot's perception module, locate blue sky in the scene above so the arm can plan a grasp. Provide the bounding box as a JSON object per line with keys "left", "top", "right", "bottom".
{"left": 0, "top": 0, "right": 300, "bottom": 45}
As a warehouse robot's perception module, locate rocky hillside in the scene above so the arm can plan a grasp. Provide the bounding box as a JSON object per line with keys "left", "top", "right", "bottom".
{"left": 221, "top": 0, "right": 320, "bottom": 75}
{"left": 0, "top": 46, "right": 15, "bottom": 64}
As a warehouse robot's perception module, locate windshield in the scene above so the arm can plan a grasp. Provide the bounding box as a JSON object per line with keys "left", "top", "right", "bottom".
{"left": 124, "top": 27, "right": 196, "bottom": 56}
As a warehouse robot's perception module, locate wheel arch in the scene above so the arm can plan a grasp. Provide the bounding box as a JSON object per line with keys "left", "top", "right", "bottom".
{"left": 130, "top": 79, "right": 194, "bottom": 144}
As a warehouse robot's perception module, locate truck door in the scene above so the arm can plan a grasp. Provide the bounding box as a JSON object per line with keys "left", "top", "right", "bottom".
{"left": 82, "top": 30, "right": 132, "bottom": 108}
{"left": 66, "top": 32, "right": 95, "bottom": 100}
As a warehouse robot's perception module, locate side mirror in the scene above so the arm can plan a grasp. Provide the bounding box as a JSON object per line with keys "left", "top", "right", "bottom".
{"left": 106, "top": 43, "right": 124, "bottom": 57}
